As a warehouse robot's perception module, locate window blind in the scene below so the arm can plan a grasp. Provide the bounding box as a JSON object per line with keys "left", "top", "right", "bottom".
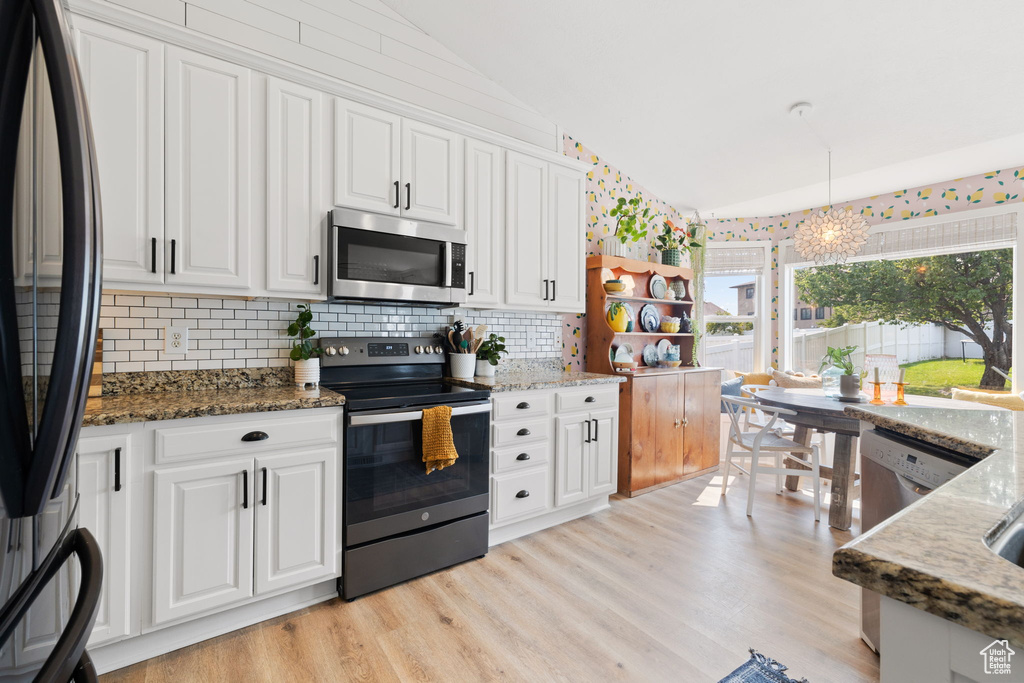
{"left": 704, "top": 244, "right": 769, "bottom": 275}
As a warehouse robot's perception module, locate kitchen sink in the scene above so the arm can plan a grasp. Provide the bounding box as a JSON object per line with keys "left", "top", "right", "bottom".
{"left": 988, "top": 517, "right": 1024, "bottom": 567}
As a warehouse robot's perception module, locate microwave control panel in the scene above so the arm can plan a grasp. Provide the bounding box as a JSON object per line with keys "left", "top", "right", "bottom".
{"left": 450, "top": 244, "right": 466, "bottom": 289}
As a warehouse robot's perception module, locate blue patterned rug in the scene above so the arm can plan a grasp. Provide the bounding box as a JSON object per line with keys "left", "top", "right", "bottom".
{"left": 718, "top": 650, "right": 809, "bottom": 683}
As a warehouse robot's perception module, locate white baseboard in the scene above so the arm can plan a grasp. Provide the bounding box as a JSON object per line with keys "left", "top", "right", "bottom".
{"left": 488, "top": 497, "right": 610, "bottom": 546}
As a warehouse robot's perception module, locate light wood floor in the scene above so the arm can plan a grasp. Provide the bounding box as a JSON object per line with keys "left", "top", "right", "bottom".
{"left": 102, "top": 461, "right": 879, "bottom": 683}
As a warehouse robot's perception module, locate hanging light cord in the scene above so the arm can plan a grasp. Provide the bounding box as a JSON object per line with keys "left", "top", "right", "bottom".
{"left": 795, "top": 108, "right": 833, "bottom": 209}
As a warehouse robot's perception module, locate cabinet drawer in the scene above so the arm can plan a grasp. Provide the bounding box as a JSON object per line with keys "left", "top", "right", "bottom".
{"left": 493, "top": 441, "right": 551, "bottom": 474}
{"left": 492, "top": 417, "right": 551, "bottom": 448}
{"left": 492, "top": 392, "right": 552, "bottom": 421}
{"left": 555, "top": 387, "right": 618, "bottom": 414}
{"left": 154, "top": 413, "right": 339, "bottom": 464}
{"left": 491, "top": 469, "right": 550, "bottom": 525}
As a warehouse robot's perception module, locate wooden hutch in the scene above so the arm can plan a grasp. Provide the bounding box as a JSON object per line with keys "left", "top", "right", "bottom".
{"left": 585, "top": 255, "right": 721, "bottom": 497}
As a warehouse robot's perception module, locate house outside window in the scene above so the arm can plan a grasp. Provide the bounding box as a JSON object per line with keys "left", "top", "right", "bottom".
{"left": 800, "top": 308, "right": 812, "bottom": 320}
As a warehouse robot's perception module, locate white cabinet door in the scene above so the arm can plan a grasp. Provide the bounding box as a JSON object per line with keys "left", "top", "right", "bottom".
{"left": 589, "top": 409, "right": 618, "bottom": 498}
{"left": 76, "top": 433, "right": 132, "bottom": 647}
{"left": 505, "top": 152, "right": 548, "bottom": 308}
{"left": 333, "top": 98, "right": 401, "bottom": 215}
{"left": 554, "top": 415, "right": 588, "bottom": 508}
{"left": 75, "top": 19, "right": 164, "bottom": 284}
{"left": 548, "top": 165, "right": 586, "bottom": 313}
{"left": 152, "top": 458, "right": 254, "bottom": 625}
{"left": 266, "top": 78, "right": 323, "bottom": 295}
{"left": 165, "top": 47, "right": 251, "bottom": 289}
{"left": 255, "top": 448, "right": 337, "bottom": 595}
{"left": 464, "top": 139, "right": 503, "bottom": 307}
{"left": 400, "top": 119, "right": 459, "bottom": 224}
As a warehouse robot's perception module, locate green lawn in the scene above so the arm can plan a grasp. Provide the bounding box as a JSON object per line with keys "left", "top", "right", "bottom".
{"left": 900, "top": 358, "right": 988, "bottom": 397}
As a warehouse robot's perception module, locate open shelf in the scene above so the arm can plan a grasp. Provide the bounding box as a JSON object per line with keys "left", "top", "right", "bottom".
{"left": 607, "top": 294, "right": 694, "bottom": 305}
{"left": 611, "top": 331, "right": 694, "bottom": 337}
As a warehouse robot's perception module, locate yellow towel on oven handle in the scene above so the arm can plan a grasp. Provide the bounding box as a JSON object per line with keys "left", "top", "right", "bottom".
{"left": 422, "top": 405, "right": 459, "bottom": 474}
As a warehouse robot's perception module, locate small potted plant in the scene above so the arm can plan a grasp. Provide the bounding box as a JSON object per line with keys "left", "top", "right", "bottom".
{"left": 654, "top": 219, "right": 703, "bottom": 266}
{"left": 605, "top": 194, "right": 657, "bottom": 257}
{"left": 287, "top": 304, "right": 322, "bottom": 388}
{"left": 819, "top": 345, "right": 861, "bottom": 399}
{"left": 475, "top": 334, "right": 508, "bottom": 377}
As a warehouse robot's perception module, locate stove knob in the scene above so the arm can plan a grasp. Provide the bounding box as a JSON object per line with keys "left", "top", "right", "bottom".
{"left": 433, "top": 345, "right": 443, "bottom": 354}
{"left": 425, "top": 346, "right": 434, "bottom": 354}
{"left": 340, "top": 346, "right": 350, "bottom": 355}
{"left": 414, "top": 346, "right": 423, "bottom": 354}
{"left": 324, "top": 346, "right": 337, "bottom": 356}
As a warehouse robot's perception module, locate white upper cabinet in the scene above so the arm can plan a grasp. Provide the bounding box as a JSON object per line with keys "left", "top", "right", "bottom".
{"left": 75, "top": 19, "right": 164, "bottom": 284}
{"left": 165, "top": 47, "right": 252, "bottom": 290}
{"left": 334, "top": 98, "right": 461, "bottom": 224}
{"left": 548, "top": 165, "right": 586, "bottom": 312}
{"left": 463, "top": 139, "right": 503, "bottom": 307}
{"left": 333, "top": 99, "right": 401, "bottom": 215}
{"left": 504, "top": 151, "right": 548, "bottom": 308}
{"left": 266, "top": 77, "right": 324, "bottom": 296}
{"left": 400, "top": 119, "right": 460, "bottom": 223}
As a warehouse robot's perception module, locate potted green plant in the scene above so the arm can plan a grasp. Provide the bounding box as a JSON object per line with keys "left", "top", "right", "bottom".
{"left": 287, "top": 304, "right": 322, "bottom": 388}
{"left": 654, "top": 219, "right": 703, "bottom": 266}
{"left": 819, "top": 345, "right": 861, "bottom": 398}
{"left": 474, "top": 333, "right": 508, "bottom": 377}
{"left": 606, "top": 194, "right": 657, "bottom": 257}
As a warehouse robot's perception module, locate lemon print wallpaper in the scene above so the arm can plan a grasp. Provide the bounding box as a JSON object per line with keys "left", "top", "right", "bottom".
{"left": 560, "top": 134, "right": 687, "bottom": 371}
{"left": 707, "top": 166, "right": 1024, "bottom": 368}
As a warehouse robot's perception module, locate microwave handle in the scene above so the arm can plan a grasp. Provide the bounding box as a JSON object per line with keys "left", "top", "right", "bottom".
{"left": 443, "top": 242, "right": 451, "bottom": 287}
{"left": 349, "top": 403, "right": 491, "bottom": 426}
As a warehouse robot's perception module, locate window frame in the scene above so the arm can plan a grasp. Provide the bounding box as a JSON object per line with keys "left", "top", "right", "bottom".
{"left": 815, "top": 306, "right": 826, "bottom": 320}
{"left": 800, "top": 308, "right": 811, "bottom": 320}
{"left": 701, "top": 240, "right": 772, "bottom": 373}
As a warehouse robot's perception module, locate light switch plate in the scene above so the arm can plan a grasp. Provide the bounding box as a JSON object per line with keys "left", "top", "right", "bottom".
{"left": 164, "top": 326, "right": 188, "bottom": 355}
{"left": 526, "top": 326, "right": 538, "bottom": 349}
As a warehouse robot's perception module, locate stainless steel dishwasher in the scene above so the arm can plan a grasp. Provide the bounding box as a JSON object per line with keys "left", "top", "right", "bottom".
{"left": 859, "top": 427, "right": 980, "bottom": 652}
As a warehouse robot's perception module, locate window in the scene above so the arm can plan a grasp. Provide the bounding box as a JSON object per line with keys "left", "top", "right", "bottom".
{"left": 701, "top": 242, "right": 771, "bottom": 374}
{"left": 800, "top": 308, "right": 812, "bottom": 320}
{"left": 745, "top": 287, "right": 754, "bottom": 299}
{"left": 815, "top": 307, "right": 826, "bottom": 320}
{"left": 793, "top": 309, "right": 798, "bottom": 321}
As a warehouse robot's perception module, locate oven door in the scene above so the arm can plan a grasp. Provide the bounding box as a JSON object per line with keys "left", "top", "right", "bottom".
{"left": 345, "top": 401, "right": 490, "bottom": 546}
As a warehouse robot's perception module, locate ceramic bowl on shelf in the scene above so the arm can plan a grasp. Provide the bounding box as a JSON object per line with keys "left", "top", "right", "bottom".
{"left": 657, "top": 360, "right": 682, "bottom": 368}
{"left": 613, "top": 360, "right": 638, "bottom": 371}
{"left": 660, "top": 316, "right": 681, "bottom": 333}
{"left": 603, "top": 279, "right": 626, "bottom": 293}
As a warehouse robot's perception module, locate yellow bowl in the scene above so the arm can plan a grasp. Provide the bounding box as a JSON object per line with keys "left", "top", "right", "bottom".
{"left": 660, "top": 322, "right": 681, "bottom": 333}
{"left": 603, "top": 282, "right": 627, "bottom": 293}
{"left": 658, "top": 360, "right": 682, "bottom": 368}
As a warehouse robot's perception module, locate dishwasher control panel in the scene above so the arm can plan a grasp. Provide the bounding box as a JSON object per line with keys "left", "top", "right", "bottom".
{"left": 861, "top": 429, "right": 968, "bottom": 490}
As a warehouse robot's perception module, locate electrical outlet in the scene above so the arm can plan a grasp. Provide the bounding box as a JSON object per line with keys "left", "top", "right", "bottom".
{"left": 164, "top": 326, "right": 188, "bottom": 355}
{"left": 526, "top": 326, "right": 538, "bottom": 349}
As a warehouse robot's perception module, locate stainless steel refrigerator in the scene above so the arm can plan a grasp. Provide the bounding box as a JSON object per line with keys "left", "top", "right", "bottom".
{"left": 0, "top": 0, "right": 104, "bottom": 679}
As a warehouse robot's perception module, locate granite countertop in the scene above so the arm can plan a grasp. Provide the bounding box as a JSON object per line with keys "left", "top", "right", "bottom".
{"left": 833, "top": 402, "right": 1024, "bottom": 644}
{"left": 83, "top": 368, "right": 345, "bottom": 427}
{"left": 446, "top": 370, "right": 625, "bottom": 392}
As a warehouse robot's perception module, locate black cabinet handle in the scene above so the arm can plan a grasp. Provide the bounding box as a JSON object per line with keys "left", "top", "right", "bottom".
{"left": 114, "top": 447, "right": 122, "bottom": 492}
{"left": 150, "top": 237, "right": 157, "bottom": 273}
{"left": 516, "top": 453, "right": 531, "bottom": 461}
{"left": 585, "top": 396, "right": 596, "bottom": 403}
{"left": 468, "top": 271, "right": 475, "bottom": 296}
{"left": 241, "top": 431, "right": 269, "bottom": 442}
{"left": 313, "top": 255, "right": 319, "bottom": 285}
{"left": 585, "top": 419, "right": 592, "bottom": 443}
{"left": 515, "top": 490, "right": 530, "bottom": 499}
{"left": 593, "top": 419, "right": 599, "bottom": 442}
{"left": 261, "top": 467, "right": 268, "bottom": 506}
{"left": 170, "top": 239, "right": 176, "bottom": 274}
{"left": 242, "top": 470, "right": 248, "bottom": 509}
{"left": 543, "top": 279, "right": 549, "bottom": 301}
{"left": 404, "top": 182, "right": 411, "bottom": 210}
{"left": 551, "top": 279, "right": 556, "bottom": 302}
{"left": 393, "top": 180, "right": 400, "bottom": 209}
{"left": 516, "top": 428, "right": 531, "bottom": 436}
{"left": 516, "top": 402, "right": 530, "bottom": 410}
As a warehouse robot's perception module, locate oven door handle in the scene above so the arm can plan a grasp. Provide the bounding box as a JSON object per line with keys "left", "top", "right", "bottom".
{"left": 349, "top": 403, "right": 491, "bottom": 426}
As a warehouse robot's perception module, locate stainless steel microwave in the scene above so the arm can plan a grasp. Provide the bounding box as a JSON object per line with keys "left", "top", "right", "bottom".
{"left": 328, "top": 208, "right": 467, "bottom": 306}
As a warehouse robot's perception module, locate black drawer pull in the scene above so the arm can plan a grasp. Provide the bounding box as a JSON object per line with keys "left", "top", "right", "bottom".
{"left": 241, "top": 431, "right": 269, "bottom": 442}
{"left": 585, "top": 396, "right": 596, "bottom": 403}
{"left": 543, "top": 279, "right": 549, "bottom": 301}
{"left": 150, "top": 237, "right": 157, "bottom": 273}
{"left": 593, "top": 418, "right": 599, "bottom": 441}
{"left": 114, "top": 447, "right": 122, "bottom": 492}
{"left": 393, "top": 180, "right": 400, "bottom": 209}
{"left": 261, "top": 467, "right": 268, "bottom": 506}
{"left": 242, "top": 469, "right": 248, "bottom": 509}
{"left": 516, "top": 453, "right": 530, "bottom": 461}
{"left": 516, "top": 428, "right": 531, "bottom": 436}
{"left": 170, "top": 238, "right": 176, "bottom": 274}
{"left": 515, "top": 490, "right": 530, "bottom": 499}
{"left": 313, "top": 255, "right": 319, "bottom": 285}
{"left": 405, "top": 182, "right": 411, "bottom": 210}
{"left": 516, "top": 402, "right": 530, "bottom": 410}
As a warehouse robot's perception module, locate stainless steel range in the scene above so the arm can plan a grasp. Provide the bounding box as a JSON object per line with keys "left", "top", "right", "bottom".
{"left": 320, "top": 336, "right": 491, "bottom": 599}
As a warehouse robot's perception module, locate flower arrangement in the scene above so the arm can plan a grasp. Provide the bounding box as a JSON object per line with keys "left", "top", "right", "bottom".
{"left": 654, "top": 219, "right": 703, "bottom": 254}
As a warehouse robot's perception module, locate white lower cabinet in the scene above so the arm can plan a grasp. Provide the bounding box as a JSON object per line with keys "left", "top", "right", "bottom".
{"left": 489, "top": 385, "right": 619, "bottom": 542}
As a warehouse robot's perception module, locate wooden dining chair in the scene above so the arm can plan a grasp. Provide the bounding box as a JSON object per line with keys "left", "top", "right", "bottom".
{"left": 720, "top": 396, "right": 821, "bottom": 521}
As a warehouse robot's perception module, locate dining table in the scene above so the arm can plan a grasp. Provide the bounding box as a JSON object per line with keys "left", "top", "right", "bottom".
{"left": 751, "top": 388, "right": 991, "bottom": 531}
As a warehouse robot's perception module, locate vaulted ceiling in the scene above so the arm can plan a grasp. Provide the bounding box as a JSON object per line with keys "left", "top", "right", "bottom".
{"left": 382, "top": 0, "right": 1024, "bottom": 217}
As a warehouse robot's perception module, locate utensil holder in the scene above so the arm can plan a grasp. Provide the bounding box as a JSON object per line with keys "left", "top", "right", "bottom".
{"left": 449, "top": 353, "right": 476, "bottom": 379}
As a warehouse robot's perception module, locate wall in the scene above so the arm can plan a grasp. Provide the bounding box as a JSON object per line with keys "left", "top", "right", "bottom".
{"left": 99, "top": 295, "right": 562, "bottom": 373}
{"left": 559, "top": 134, "right": 690, "bottom": 371}
{"left": 708, "top": 165, "right": 1024, "bottom": 367}
{"left": 76, "top": 0, "right": 556, "bottom": 148}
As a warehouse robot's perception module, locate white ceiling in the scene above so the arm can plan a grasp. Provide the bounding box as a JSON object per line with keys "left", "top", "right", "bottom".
{"left": 381, "top": 0, "right": 1024, "bottom": 217}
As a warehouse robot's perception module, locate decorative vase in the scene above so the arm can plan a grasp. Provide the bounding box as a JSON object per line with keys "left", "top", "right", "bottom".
{"left": 449, "top": 353, "right": 476, "bottom": 379}
{"left": 669, "top": 280, "right": 688, "bottom": 300}
{"left": 475, "top": 359, "right": 496, "bottom": 377}
{"left": 821, "top": 365, "right": 843, "bottom": 397}
{"left": 839, "top": 374, "right": 861, "bottom": 399}
{"left": 294, "top": 357, "right": 320, "bottom": 388}
{"left": 603, "top": 239, "right": 626, "bottom": 257}
{"left": 606, "top": 303, "right": 632, "bottom": 332}
{"left": 661, "top": 249, "right": 681, "bottom": 266}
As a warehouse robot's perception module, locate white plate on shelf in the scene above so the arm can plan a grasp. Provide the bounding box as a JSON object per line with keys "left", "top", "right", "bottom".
{"left": 649, "top": 274, "right": 667, "bottom": 300}
{"left": 642, "top": 344, "right": 659, "bottom": 367}
{"left": 656, "top": 339, "right": 672, "bottom": 360}
{"left": 613, "top": 343, "right": 634, "bottom": 363}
